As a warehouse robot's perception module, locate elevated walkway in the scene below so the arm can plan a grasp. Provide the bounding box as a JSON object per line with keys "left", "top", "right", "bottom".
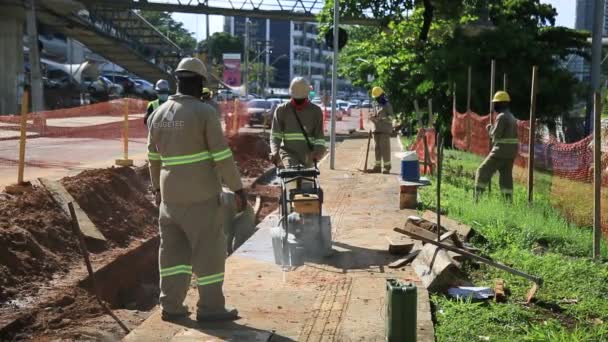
{"left": 36, "top": 0, "right": 182, "bottom": 83}
{"left": 124, "top": 136, "right": 435, "bottom": 341}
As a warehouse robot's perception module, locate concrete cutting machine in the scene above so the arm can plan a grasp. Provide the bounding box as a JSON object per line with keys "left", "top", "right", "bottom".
{"left": 271, "top": 166, "right": 332, "bottom": 268}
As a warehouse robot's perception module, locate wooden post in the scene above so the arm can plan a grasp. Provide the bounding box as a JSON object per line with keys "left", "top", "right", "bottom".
{"left": 115, "top": 98, "right": 133, "bottom": 166}
{"left": 233, "top": 98, "right": 239, "bottom": 133}
{"left": 17, "top": 90, "right": 30, "bottom": 184}
{"left": 452, "top": 82, "right": 456, "bottom": 113}
{"left": 428, "top": 99, "right": 433, "bottom": 128}
{"left": 527, "top": 66, "right": 539, "bottom": 204}
{"left": 489, "top": 60, "right": 496, "bottom": 126}
{"left": 467, "top": 66, "right": 472, "bottom": 112}
{"left": 503, "top": 73, "right": 508, "bottom": 92}
{"left": 414, "top": 100, "right": 422, "bottom": 128}
{"left": 593, "top": 91, "right": 602, "bottom": 260}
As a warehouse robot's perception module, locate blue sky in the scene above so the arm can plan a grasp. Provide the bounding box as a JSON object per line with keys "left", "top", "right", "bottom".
{"left": 172, "top": 0, "right": 576, "bottom": 42}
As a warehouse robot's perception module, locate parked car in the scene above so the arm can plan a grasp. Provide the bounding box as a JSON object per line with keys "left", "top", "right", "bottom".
{"left": 133, "top": 79, "right": 155, "bottom": 99}
{"left": 82, "top": 76, "right": 123, "bottom": 98}
{"left": 346, "top": 103, "right": 360, "bottom": 114}
{"left": 361, "top": 100, "right": 372, "bottom": 108}
{"left": 247, "top": 99, "right": 273, "bottom": 127}
{"left": 337, "top": 100, "right": 351, "bottom": 116}
{"left": 103, "top": 73, "right": 136, "bottom": 94}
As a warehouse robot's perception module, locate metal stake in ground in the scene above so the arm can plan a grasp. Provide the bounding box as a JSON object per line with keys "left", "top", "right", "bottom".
{"left": 593, "top": 92, "right": 602, "bottom": 260}
{"left": 67, "top": 202, "right": 130, "bottom": 334}
{"left": 527, "top": 66, "right": 538, "bottom": 204}
{"left": 436, "top": 135, "right": 444, "bottom": 242}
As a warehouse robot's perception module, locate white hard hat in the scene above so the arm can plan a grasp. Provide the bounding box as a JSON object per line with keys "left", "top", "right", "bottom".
{"left": 175, "top": 57, "right": 207, "bottom": 78}
{"left": 289, "top": 77, "right": 310, "bottom": 99}
{"left": 155, "top": 79, "right": 169, "bottom": 92}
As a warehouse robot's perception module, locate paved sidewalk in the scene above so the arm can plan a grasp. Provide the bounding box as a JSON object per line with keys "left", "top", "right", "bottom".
{"left": 124, "top": 135, "right": 434, "bottom": 341}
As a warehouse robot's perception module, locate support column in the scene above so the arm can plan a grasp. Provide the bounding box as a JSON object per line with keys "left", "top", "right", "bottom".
{"left": 0, "top": 2, "right": 25, "bottom": 115}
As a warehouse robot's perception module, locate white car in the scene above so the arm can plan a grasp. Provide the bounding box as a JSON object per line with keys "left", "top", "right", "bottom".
{"left": 133, "top": 79, "right": 155, "bottom": 99}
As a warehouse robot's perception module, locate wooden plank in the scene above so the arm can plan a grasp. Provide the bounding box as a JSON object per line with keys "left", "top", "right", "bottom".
{"left": 422, "top": 211, "right": 472, "bottom": 241}
{"left": 388, "top": 250, "right": 420, "bottom": 268}
{"left": 39, "top": 177, "right": 106, "bottom": 241}
{"left": 494, "top": 279, "right": 506, "bottom": 303}
{"left": 412, "top": 244, "right": 471, "bottom": 293}
{"left": 402, "top": 220, "right": 455, "bottom": 247}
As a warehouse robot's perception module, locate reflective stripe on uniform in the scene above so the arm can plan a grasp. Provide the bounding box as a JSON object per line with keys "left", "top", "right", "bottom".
{"left": 314, "top": 139, "right": 327, "bottom": 147}
{"left": 283, "top": 133, "right": 306, "bottom": 141}
{"left": 495, "top": 138, "right": 519, "bottom": 144}
{"left": 476, "top": 182, "right": 488, "bottom": 189}
{"left": 148, "top": 152, "right": 161, "bottom": 160}
{"left": 384, "top": 162, "right": 392, "bottom": 166}
{"left": 501, "top": 188, "right": 513, "bottom": 194}
{"left": 197, "top": 272, "right": 224, "bottom": 286}
{"left": 271, "top": 132, "right": 283, "bottom": 139}
{"left": 161, "top": 151, "right": 212, "bottom": 166}
{"left": 211, "top": 148, "right": 233, "bottom": 162}
{"left": 160, "top": 264, "right": 192, "bottom": 278}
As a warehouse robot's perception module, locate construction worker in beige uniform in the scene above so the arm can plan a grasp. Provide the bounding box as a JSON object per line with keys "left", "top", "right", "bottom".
{"left": 269, "top": 77, "right": 326, "bottom": 168}
{"left": 147, "top": 57, "right": 246, "bottom": 322}
{"left": 370, "top": 86, "right": 394, "bottom": 173}
{"left": 475, "top": 91, "right": 519, "bottom": 202}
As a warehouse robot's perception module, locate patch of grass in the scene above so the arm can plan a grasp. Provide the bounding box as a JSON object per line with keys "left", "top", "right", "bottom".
{"left": 421, "top": 149, "right": 608, "bottom": 341}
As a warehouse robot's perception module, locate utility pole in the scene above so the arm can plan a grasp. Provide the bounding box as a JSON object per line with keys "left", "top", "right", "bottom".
{"left": 329, "top": 0, "right": 339, "bottom": 169}
{"left": 243, "top": 18, "right": 250, "bottom": 98}
{"left": 588, "top": 0, "right": 605, "bottom": 134}
{"left": 206, "top": 14, "right": 211, "bottom": 81}
{"left": 26, "top": 0, "right": 43, "bottom": 112}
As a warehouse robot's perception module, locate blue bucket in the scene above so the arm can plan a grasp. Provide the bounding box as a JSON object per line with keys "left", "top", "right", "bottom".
{"left": 401, "top": 152, "right": 420, "bottom": 182}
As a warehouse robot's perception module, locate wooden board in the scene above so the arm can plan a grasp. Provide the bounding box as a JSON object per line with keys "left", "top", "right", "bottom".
{"left": 422, "top": 211, "right": 472, "bottom": 241}
{"left": 38, "top": 178, "right": 106, "bottom": 241}
{"left": 402, "top": 221, "right": 455, "bottom": 247}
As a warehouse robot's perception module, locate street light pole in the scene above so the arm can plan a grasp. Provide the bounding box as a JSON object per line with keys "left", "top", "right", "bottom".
{"left": 243, "top": 18, "right": 250, "bottom": 98}
{"left": 330, "top": 0, "right": 339, "bottom": 169}
{"left": 588, "top": 0, "right": 605, "bottom": 134}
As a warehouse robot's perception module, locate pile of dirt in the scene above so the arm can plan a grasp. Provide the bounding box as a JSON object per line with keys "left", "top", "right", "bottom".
{"left": 228, "top": 133, "right": 273, "bottom": 178}
{"left": 61, "top": 167, "right": 158, "bottom": 246}
{"left": 249, "top": 184, "right": 281, "bottom": 221}
{"left": 0, "top": 190, "right": 78, "bottom": 302}
{"left": 0, "top": 167, "right": 157, "bottom": 304}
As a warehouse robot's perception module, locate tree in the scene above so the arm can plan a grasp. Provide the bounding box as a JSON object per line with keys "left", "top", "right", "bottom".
{"left": 140, "top": 11, "right": 197, "bottom": 51}
{"left": 321, "top": 0, "right": 589, "bottom": 137}
{"left": 198, "top": 32, "right": 243, "bottom": 65}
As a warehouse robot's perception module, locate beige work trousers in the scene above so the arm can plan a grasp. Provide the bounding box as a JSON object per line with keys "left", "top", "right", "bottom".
{"left": 158, "top": 196, "right": 226, "bottom": 315}
{"left": 475, "top": 153, "right": 515, "bottom": 195}
{"left": 373, "top": 132, "right": 392, "bottom": 170}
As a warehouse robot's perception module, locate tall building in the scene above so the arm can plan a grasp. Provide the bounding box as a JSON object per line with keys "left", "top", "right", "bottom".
{"left": 570, "top": 0, "right": 608, "bottom": 82}
{"left": 224, "top": 16, "right": 348, "bottom": 94}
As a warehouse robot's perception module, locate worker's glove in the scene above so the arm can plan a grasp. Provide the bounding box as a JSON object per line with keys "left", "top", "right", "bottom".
{"left": 234, "top": 189, "right": 248, "bottom": 213}
{"left": 154, "top": 189, "right": 161, "bottom": 206}
{"left": 486, "top": 124, "right": 492, "bottom": 132}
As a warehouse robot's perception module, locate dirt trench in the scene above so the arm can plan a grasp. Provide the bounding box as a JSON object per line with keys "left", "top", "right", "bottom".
{"left": 0, "top": 133, "right": 279, "bottom": 341}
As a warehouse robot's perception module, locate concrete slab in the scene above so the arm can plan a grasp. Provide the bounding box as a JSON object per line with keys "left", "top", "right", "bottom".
{"left": 124, "top": 136, "right": 435, "bottom": 341}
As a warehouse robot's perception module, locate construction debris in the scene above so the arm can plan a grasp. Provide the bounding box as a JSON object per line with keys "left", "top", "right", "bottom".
{"left": 422, "top": 210, "right": 472, "bottom": 242}
{"left": 412, "top": 244, "right": 471, "bottom": 293}
{"left": 494, "top": 279, "right": 507, "bottom": 303}
{"left": 447, "top": 287, "right": 494, "bottom": 301}
{"left": 39, "top": 177, "right": 106, "bottom": 242}
{"left": 386, "top": 236, "right": 415, "bottom": 255}
{"left": 388, "top": 250, "right": 421, "bottom": 269}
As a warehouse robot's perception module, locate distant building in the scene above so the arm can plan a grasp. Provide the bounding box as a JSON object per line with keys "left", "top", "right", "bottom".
{"left": 569, "top": 0, "right": 608, "bottom": 82}
{"left": 224, "top": 17, "right": 350, "bottom": 95}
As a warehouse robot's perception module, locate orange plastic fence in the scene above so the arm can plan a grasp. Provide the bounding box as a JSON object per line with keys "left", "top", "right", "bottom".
{"left": 451, "top": 110, "right": 608, "bottom": 185}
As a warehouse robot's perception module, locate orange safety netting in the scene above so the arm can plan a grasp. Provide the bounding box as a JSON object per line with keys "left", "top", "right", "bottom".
{"left": 451, "top": 109, "right": 608, "bottom": 235}
{"left": 410, "top": 128, "right": 437, "bottom": 174}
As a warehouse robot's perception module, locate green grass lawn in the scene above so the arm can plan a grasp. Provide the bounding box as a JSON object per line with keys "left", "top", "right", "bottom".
{"left": 419, "top": 150, "right": 608, "bottom": 341}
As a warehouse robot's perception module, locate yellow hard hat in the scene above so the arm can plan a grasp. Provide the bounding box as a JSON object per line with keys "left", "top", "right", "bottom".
{"left": 371, "top": 86, "right": 384, "bottom": 98}
{"left": 175, "top": 57, "right": 207, "bottom": 78}
{"left": 492, "top": 91, "right": 511, "bottom": 103}
{"left": 202, "top": 87, "right": 212, "bottom": 95}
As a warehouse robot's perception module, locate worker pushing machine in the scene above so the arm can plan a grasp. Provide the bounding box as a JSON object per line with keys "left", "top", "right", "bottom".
{"left": 202, "top": 87, "right": 221, "bottom": 116}
{"left": 370, "top": 86, "right": 394, "bottom": 174}
{"left": 269, "top": 77, "right": 326, "bottom": 168}
{"left": 147, "top": 57, "right": 246, "bottom": 322}
{"left": 475, "top": 91, "right": 519, "bottom": 202}
{"left": 144, "top": 79, "right": 170, "bottom": 126}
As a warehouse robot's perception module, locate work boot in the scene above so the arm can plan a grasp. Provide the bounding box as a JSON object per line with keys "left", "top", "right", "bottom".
{"left": 197, "top": 306, "right": 239, "bottom": 322}
{"left": 370, "top": 165, "right": 381, "bottom": 173}
{"left": 161, "top": 310, "right": 190, "bottom": 322}
{"left": 382, "top": 168, "right": 391, "bottom": 174}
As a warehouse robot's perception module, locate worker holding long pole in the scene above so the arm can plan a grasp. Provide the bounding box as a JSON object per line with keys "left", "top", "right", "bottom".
{"left": 370, "top": 86, "right": 393, "bottom": 174}
{"left": 474, "top": 91, "right": 518, "bottom": 202}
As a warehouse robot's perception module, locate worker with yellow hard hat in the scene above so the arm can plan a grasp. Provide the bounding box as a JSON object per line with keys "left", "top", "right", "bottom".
{"left": 369, "top": 86, "right": 394, "bottom": 173}
{"left": 474, "top": 90, "right": 519, "bottom": 202}
{"left": 201, "top": 87, "right": 221, "bottom": 117}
